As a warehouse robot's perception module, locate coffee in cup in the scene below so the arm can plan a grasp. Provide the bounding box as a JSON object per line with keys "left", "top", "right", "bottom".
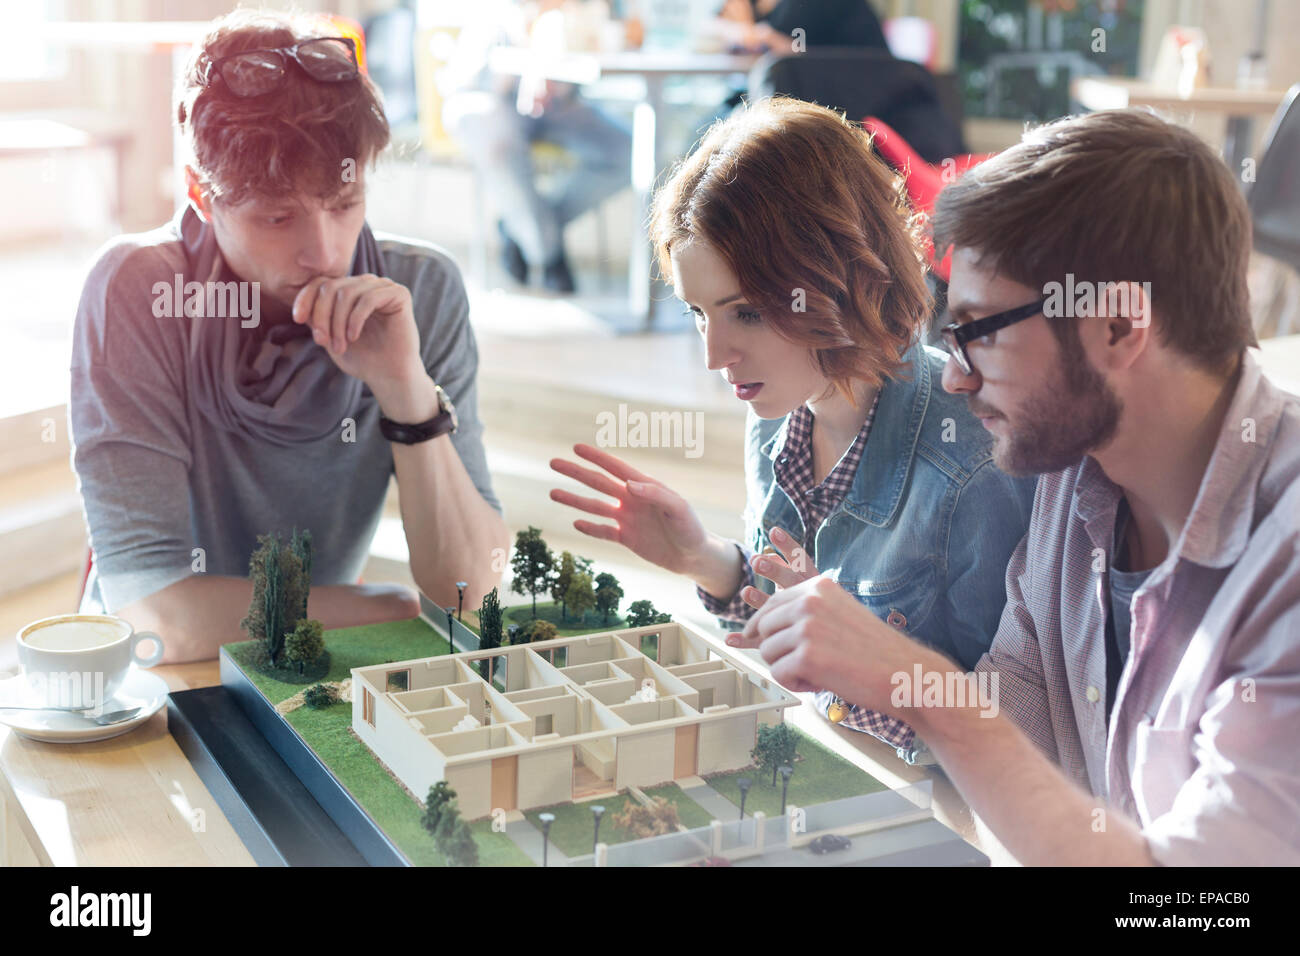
{"left": 16, "top": 614, "right": 164, "bottom": 713}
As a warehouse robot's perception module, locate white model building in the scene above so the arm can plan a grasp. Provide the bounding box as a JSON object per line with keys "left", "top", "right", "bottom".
{"left": 351, "top": 621, "right": 799, "bottom": 820}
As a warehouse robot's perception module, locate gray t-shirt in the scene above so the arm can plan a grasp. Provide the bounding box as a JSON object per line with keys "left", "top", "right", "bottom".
{"left": 70, "top": 220, "right": 502, "bottom": 613}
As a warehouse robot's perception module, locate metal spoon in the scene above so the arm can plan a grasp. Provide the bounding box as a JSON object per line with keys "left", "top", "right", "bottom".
{"left": 0, "top": 705, "right": 142, "bottom": 725}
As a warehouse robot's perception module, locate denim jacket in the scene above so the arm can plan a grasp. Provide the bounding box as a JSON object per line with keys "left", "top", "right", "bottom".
{"left": 733, "top": 344, "right": 1037, "bottom": 759}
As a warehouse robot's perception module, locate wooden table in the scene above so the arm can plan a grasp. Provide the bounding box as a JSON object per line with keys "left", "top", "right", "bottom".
{"left": 0, "top": 641, "right": 1012, "bottom": 866}
{"left": 0, "top": 660, "right": 254, "bottom": 866}
{"left": 1071, "top": 76, "right": 1289, "bottom": 172}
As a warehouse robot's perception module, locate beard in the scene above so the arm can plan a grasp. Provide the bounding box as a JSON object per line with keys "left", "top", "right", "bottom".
{"left": 979, "top": 349, "right": 1123, "bottom": 477}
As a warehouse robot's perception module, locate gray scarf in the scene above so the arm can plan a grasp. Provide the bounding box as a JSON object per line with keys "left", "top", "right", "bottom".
{"left": 178, "top": 205, "right": 385, "bottom": 445}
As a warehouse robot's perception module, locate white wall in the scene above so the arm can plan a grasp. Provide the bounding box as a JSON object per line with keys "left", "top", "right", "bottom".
{"left": 697, "top": 712, "right": 758, "bottom": 775}
{"left": 516, "top": 747, "right": 573, "bottom": 810}
{"left": 614, "top": 728, "right": 675, "bottom": 789}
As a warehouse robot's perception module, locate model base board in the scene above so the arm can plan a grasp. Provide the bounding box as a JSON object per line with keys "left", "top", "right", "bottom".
{"left": 211, "top": 615, "right": 982, "bottom": 866}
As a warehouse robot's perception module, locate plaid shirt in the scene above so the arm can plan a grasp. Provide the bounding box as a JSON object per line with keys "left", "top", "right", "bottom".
{"left": 697, "top": 393, "right": 919, "bottom": 748}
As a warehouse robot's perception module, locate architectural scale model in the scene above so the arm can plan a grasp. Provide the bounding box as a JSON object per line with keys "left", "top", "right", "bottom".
{"left": 352, "top": 621, "right": 799, "bottom": 820}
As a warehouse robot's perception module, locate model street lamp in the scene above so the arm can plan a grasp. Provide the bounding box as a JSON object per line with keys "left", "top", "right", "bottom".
{"left": 444, "top": 607, "right": 457, "bottom": 654}
{"left": 538, "top": 812, "right": 556, "bottom": 867}
{"left": 737, "top": 777, "right": 752, "bottom": 820}
{"left": 455, "top": 581, "right": 468, "bottom": 620}
{"left": 591, "top": 805, "right": 606, "bottom": 853}
{"left": 778, "top": 765, "right": 793, "bottom": 815}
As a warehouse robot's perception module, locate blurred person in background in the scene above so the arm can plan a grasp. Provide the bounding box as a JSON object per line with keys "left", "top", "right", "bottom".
{"left": 712, "top": 0, "right": 889, "bottom": 55}
{"left": 703, "top": 0, "right": 961, "bottom": 162}
{"left": 441, "top": 0, "right": 633, "bottom": 294}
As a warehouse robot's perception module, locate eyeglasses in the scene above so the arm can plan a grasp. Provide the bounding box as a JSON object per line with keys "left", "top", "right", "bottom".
{"left": 203, "top": 37, "right": 359, "bottom": 98}
{"left": 940, "top": 297, "right": 1048, "bottom": 375}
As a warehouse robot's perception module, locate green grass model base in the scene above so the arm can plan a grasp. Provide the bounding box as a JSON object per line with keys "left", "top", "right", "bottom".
{"left": 226, "top": 614, "right": 890, "bottom": 866}
{"left": 225, "top": 619, "right": 530, "bottom": 866}
{"left": 704, "top": 728, "right": 888, "bottom": 817}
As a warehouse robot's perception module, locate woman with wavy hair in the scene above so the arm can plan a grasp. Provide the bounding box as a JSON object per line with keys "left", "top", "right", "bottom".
{"left": 550, "top": 97, "right": 1034, "bottom": 764}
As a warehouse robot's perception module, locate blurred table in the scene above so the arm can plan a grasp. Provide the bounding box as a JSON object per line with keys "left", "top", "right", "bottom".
{"left": 0, "top": 116, "right": 131, "bottom": 231}
{"left": 31, "top": 21, "right": 213, "bottom": 226}
{"left": 489, "top": 47, "right": 760, "bottom": 330}
{"left": 1072, "top": 76, "right": 1289, "bottom": 172}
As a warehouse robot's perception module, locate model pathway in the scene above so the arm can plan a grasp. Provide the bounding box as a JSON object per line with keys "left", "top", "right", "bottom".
{"left": 681, "top": 779, "right": 748, "bottom": 824}
{"left": 504, "top": 816, "right": 574, "bottom": 867}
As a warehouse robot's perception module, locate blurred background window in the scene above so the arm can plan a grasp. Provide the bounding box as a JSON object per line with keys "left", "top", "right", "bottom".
{"left": 958, "top": 0, "right": 1146, "bottom": 122}
{"left": 1, "top": 1, "right": 68, "bottom": 82}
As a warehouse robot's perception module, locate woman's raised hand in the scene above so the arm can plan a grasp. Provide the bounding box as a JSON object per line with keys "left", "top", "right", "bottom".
{"left": 549, "top": 443, "right": 710, "bottom": 576}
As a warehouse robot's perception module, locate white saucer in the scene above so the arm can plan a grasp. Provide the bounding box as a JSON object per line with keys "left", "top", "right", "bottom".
{"left": 0, "top": 667, "right": 170, "bottom": 743}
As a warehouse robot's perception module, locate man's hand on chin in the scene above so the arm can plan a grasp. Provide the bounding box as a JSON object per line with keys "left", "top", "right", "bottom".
{"left": 291, "top": 274, "right": 433, "bottom": 418}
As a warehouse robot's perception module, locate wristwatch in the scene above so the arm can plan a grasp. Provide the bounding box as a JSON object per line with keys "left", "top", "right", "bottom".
{"left": 378, "top": 384, "right": 458, "bottom": 444}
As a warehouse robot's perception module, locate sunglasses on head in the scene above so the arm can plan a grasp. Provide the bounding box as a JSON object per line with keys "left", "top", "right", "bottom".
{"left": 202, "top": 36, "right": 359, "bottom": 98}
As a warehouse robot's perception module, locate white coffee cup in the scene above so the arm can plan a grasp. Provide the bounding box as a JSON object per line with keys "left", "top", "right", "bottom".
{"left": 16, "top": 614, "right": 164, "bottom": 712}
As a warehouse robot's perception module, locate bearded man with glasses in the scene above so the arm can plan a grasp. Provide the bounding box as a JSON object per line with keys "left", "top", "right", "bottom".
{"left": 731, "top": 108, "right": 1300, "bottom": 866}
{"left": 69, "top": 10, "right": 508, "bottom": 662}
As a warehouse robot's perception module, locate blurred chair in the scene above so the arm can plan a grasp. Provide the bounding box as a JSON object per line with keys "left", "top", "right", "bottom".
{"left": 860, "top": 116, "right": 995, "bottom": 282}
{"left": 1250, "top": 86, "right": 1300, "bottom": 261}
{"left": 749, "top": 48, "right": 965, "bottom": 164}
{"left": 1249, "top": 83, "right": 1300, "bottom": 338}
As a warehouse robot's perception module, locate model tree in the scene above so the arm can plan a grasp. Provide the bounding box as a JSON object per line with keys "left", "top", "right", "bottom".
{"left": 611, "top": 797, "right": 680, "bottom": 839}
{"left": 284, "top": 618, "right": 325, "bottom": 675}
{"left": 564, "top": 571, "right": 596, "bottom": 625}
{"left": 303, "top": 682, "right": 338, "bottom": 709}
{"left": 241, "top": 529, "right": 315, "bottom": 667}
{"left": 550, "top": 550, "right": 576, "bottom": 621}
{"left": 509, "top": 526, "right": 553, "bottom": 618}
{"left": 752, "top": 722, "right": 799, "bottom": 786}
{"left": 290, "top": 528, "right": 313, "bottom": 620}
{"left": 626, "top": 600, "right": 672, "bottom": 627}
{"left": 422, "top": 783, "right": 478, "bottom": 866}
{"left": 435, "top": 806, "right": 479, "bottom": 867}
{"left": 478, "top": 587, "right": 504, "bottom": 679}
{"left": 594, "top": 572, "right": 624, "bottom": 625}
{"left": 421, "top": 781, "right": 457, "bottom": 835}
{"left": 522, "top": 619, "right": 558, "bottom": 644}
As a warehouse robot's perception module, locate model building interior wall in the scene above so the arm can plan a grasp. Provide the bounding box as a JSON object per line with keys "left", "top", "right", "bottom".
{"left": 351, "top": 622, "right": 798, "bottom": 819}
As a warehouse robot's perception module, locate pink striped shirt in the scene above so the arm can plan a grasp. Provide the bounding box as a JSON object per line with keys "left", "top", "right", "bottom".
{"left": 975, "top": 350, "right": 1300, "bottom": 864}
